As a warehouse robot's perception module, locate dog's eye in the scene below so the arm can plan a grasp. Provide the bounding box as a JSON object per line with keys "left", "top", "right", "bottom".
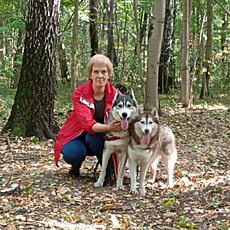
{"left": 140, "top": 121, "right": 145, "bottom": 124}
{"left": 149, "top": 121, "right": 153, "bottom": 124}
{"left": 117, "top": 104, "right": 122, "bottom": 108}
{"left": 127, "top": 104, "right": 132, "bottom": 108}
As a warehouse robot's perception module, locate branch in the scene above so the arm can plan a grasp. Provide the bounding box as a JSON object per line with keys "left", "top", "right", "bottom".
{"left": 214, "top": 0, "right": 230, "bottom": 17}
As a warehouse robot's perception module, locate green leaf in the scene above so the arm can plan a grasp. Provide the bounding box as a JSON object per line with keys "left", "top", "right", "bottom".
{"left": 176, "top": 216, "right": 197, "bottom": 229}
{"left": 162, "top": 197, "right": 176, "bottom": 210}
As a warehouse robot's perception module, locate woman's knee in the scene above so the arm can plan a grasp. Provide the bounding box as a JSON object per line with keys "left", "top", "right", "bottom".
{"left": 61, "top": 139, "right": 86, "bottom": 165}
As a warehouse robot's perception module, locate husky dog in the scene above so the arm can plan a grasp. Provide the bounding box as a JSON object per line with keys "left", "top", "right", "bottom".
{"left": 94, "top": 90, "right": 138, "bottom": 189}
{"left": 128, "top": 108, "right": 177, "bottom": 196}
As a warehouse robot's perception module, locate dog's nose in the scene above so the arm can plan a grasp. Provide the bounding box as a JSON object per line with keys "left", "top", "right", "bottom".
{"left": 122, "top": 112, "right": 127, "bottom": 118}
{"left": 144, "top": 129, "right": 149, "bottom": 134}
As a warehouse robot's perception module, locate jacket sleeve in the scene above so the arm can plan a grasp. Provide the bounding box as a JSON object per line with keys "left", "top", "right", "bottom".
{"left": 71, "top": 88, "right": 97, "bottom": 134}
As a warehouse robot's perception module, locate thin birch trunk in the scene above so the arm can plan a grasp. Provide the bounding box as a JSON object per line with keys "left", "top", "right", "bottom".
{"left": 144, "top": 0, "right": 166, "bottom": 111}
{"left": 71, "top": 0, "right": 79, "bottom": 90}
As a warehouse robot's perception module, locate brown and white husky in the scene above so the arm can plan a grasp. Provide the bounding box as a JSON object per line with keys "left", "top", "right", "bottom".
{"left": 128, "top": 108, "right": 177, "bottom": 196}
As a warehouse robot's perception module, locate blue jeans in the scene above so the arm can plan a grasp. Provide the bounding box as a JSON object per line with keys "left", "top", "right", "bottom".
{"left": 61, "top": 132, "right": 114, "bottom": 176}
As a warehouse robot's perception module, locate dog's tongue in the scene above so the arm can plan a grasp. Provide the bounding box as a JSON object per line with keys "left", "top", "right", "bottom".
{"left": 141, "top": 134, "right": 150, "bottom": 146}
{"left": 121, "top": 119, "right": 129, "bottom": 130}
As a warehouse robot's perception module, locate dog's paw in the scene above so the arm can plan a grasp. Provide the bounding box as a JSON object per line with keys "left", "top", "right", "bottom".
{"left": 166, "top": 183, "right": 174, "bottom": 188}
{"left": 139, "top": 188, "right": 146, "bottom": 196}
{"left": 93, "top": 180, "right": 104, "bottom": 188}
{"left": 116, "top": 183, "right": 125, "bottom": 190}
{"left": 130, "top": 190, "right": 138, "bottom": 195}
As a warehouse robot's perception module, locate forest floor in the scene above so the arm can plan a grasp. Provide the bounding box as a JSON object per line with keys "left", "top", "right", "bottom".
{"left": 0, "top": 107, "right": 229, "bottom": 230}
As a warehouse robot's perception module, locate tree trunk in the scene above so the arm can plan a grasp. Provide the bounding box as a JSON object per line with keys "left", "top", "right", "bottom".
{"left": 107, "top": 0, "right": 118, "bottom": 67}
{"left": 11, "top": 29, "right": 24, "bottom": 89}
{"left": 181, "top": 0, "right": 191, "bottom": 107}
{"left": 71, "top": 0, "right": 79, "bottom": 90}
{"left": 144, "top": 0, "right": 166, "bottom": 111}
{"left": 200, "top": 0, "right": 213, "bottom": 99}
{"left": 159, "top": 0, "right": 175, "bottom": 94}
{"left": 57, "top": 39, "right": 69, "bottom": 84}
{"left": 89, "top": 0, "right": 98, "bottom": 57}
{"left": 133, "top": 0, "right": 143, "bottom": 85}
{"left": 2, "top": 0, "right": 60, "bottom": 139}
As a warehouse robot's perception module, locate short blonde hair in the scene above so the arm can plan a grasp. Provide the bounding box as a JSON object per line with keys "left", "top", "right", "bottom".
{"left": 87, "top": 54, "right": 113, "bottom": 77}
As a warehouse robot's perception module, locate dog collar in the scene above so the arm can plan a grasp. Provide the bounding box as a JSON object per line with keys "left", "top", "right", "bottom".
{"left": 104, "top": 136, "right": 121, "bottom": 141}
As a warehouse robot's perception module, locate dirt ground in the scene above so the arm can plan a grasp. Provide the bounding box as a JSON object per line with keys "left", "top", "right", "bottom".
{"left": 0, "top": 108, "right": 229, "bottom": 229}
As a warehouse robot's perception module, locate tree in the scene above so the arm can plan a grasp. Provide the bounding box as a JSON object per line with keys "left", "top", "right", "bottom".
{"left": 57, "top": 38, "right": 69, "bottom": 84}
{"left": 2, "top": 0, "right": 60, "bottom": 139}
{"left": 144, "top": 0, "right": 166, "bottom": 111}
{"left": 181, "top": 0, "right": 191, "bottom": 108}
{"left": 159, "top": 0, "right": 175, "bottom": 94}
{"left": 200, "top": 0, "right": 213, "bottom": 99}
{"left": 71, "top": 0, "right": 79, "bottom": 90}
{"left": 133, "top": 0, "right": 143, "bottom": 87}
{"left": 89, "top": 0, "right": 99, "bottom": 56}
{"left": 106, "top": 0, "right": 118, "bottom": 66}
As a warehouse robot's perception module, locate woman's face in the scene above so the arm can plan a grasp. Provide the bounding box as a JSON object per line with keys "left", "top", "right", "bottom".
{"left": 90, "top": 63, "right": 109, "bottom": 89}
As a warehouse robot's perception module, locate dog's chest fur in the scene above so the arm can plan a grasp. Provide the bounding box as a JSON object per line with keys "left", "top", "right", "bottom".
{"left": 128, "top": 145, "right": 154, "bottom": 165}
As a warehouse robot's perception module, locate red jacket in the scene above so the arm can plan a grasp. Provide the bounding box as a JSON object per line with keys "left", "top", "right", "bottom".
{"left": 54, "top": 80, "right": 117, "bottom": 166}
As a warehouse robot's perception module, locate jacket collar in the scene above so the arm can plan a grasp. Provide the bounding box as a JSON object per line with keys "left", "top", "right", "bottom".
{"left": 80, "top": 80, "right": 115, "bottom": 112}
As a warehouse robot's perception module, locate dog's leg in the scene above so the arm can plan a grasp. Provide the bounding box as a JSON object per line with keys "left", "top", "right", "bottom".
{"left": 129, "top": 158, "right": 138, "bottom": 194}
{"left": 116, "top": 151, "right": 127, "bottom": 190}
{"left": 149, "top": 151, "right": 161, "bottom": 183}
{"left": 163, "top": 151, "right": 177, "bottom": 187}
{"left": 139, "top": 162, "right": 149, "bottom": 196}
{"left": 94, "top": 149, "right": 111, "bottom": 187}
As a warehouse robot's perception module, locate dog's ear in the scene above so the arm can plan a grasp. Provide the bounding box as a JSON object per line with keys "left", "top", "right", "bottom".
{"left": 138, "top": 106, "right": 143, "bottom": 115}
{"left": 130, "top": 88, "right": 138, "bottom": 107}
{"left": 151, "top": 107, "right": 159, "bottom": 118}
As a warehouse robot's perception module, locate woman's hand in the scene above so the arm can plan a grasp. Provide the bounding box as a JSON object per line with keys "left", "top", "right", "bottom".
{"left": 107, "top": 120, "right": 123, "bottom": 132}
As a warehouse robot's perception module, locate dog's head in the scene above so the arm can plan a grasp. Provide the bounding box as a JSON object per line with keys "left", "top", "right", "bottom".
{"left": 111, "top": 89, "right": 138, "bottom": 130}
{"left": 134, "top": 108, "right": 160, "bottom": 146}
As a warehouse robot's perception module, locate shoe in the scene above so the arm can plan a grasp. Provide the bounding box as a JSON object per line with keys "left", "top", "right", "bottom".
{"left": 69, "top": 164, "right": 80, "bottom": 177}
{"left": 103, "top": 173, "right": 115, "bottom": 186}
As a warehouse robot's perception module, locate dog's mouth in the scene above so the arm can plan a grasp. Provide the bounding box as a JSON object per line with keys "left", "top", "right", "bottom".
{"left": 141, "top": 133, "right": 150, "bottom": 146}
{"left": 121, "top": 118, "right": 129, "bottom": 130}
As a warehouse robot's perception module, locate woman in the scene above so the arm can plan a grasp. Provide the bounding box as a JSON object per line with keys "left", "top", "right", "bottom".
{"left": 54, "top": 54, "right": 122, "bottom": 185}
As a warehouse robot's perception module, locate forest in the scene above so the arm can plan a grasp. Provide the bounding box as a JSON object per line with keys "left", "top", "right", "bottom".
{"left": 0, "top": 0, "right": 229, "bottom": 229}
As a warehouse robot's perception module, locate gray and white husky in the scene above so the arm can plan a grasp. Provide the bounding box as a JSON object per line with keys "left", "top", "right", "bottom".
{"left": 94, "top": 90, "right": 138, "bottom": 189}
{"left": 128, "top": 108, "right": 177, "bottom": 196}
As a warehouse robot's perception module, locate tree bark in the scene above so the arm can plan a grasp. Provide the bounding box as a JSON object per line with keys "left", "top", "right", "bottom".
{"left": 107, "top": 0, "right": 118, "bottom": 67}
{"left": 181, "top": 0, "right": 191, "bottom": 107}
{"left": 11, "top": 29, "right": 24, "bottom": 89}
{"left": 159, "top": 0, "right": 175, "bottom": 94}
{"left": 89, "top": 0, "right": 98, "bottom": 57}
{"left": 2, "top": 0, "right": 60, "bottom": 139}
{"left": 133, "top": 0, "right": 143, "bottom": 85}
{"left": 71, "top": 0, "right": 79, "bottom": 90}
{"left": 144, "top": 0, "right": 166, "bottom": 111}
{"left": 57, "top": 39, "right": 69, "bottom": 84}
{"left": 200, "top": 0, "right": 213, "bottom": 99}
